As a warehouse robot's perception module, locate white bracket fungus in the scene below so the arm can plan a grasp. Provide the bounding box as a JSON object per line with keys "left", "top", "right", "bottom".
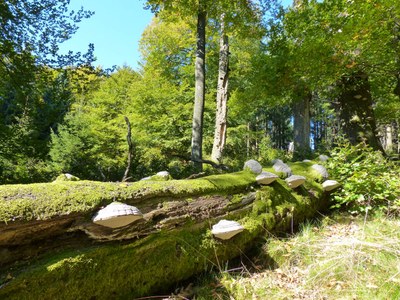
{"left": 285, "top": 175, "right": 306, "bottom": 188}
{"left": 322, "top": 180, "right": 341, "bottom": 191}
{"left": 211, "top": 220, "right": 244, "bottom": 240}
{"left": 92, "top": 202, "right": 143, "bottom": 228}
{"left": 256, "top": 172, "right": 279, "bottom": 185}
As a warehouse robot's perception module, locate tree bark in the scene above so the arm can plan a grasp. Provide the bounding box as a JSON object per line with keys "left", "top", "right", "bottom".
{"left": 338, "top": 72, "right": 383, "bottom": 151}
{"left": 397, "top": 120, "right": 400, "bottom": 154}
{"left": 293, "top": 89, "right": 311, "bottom": 160}
{"left": 211, "top": 16, "right": 229, "bottom": 164}
{"left": 122, "top": 116, "right": 133, "bottom": 182}
{"left": 191, "top": 6, "right": 207, "bottom": 172}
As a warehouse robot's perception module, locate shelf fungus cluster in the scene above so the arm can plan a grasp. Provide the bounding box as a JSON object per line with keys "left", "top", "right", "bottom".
{"left": 211, "top": 219, "right": 245, "bottom": 240}
{"left": 92, "top": 202, "right": 143, "bottom": 228}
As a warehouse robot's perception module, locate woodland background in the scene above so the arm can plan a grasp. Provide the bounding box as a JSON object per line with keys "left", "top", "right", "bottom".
{"left": 1, "top": 0, "right": 399, "bottom": 187}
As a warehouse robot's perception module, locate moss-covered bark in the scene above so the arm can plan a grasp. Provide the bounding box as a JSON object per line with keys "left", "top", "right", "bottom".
{"left": 0, "top": 165, "right": 330, "bottom": 299}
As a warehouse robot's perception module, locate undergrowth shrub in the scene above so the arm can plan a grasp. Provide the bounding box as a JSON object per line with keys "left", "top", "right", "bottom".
{"left": 326, "top": 141, "right": 400, "bottom": 215}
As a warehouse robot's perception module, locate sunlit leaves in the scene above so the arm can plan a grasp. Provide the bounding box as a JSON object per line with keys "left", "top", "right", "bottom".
{"left": 282, "top": 0, "right": 400, "bottom": 85}
{"left": 139, "top": 16, "right": 195, "bottom": 84}
{"left": 327, "top": 140, "right": 400, "bottom": 214}
{"left": 50, "top": 67, "right": 140, "bottom": 181}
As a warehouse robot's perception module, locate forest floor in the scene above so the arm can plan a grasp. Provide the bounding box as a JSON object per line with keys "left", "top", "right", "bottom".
{"left": 182, "top": 213, "right": 400, "bottom": 300}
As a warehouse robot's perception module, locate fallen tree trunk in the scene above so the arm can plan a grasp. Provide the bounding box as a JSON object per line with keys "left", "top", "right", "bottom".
{"left": 0, "top": 166, "right": 329, "bottom": 299}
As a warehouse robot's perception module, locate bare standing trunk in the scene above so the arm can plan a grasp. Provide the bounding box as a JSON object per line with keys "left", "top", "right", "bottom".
{"left": 122, "top": 116, "right": 133, "bottom": 182}
{"left": 398, "top": 120, "right": 400, "bottom": 154}
{"left": 394, "top": 74, "right": 400, "bottom": 154}
{"left": 211, "top": 16, "right": 229, "bottom": 163}
{"left": 191, "top": 6, "right": 206, "bottom": 172}
{"left": 293, "top": 90, "right": 311, "bottom": 160}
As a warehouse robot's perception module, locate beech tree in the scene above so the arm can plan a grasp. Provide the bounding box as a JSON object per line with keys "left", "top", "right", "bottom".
{"left": 145, "top": 0, "right": 209, "bottom": 171}
{"left": 145, "top": 0, "right": 272, "bottom": 169}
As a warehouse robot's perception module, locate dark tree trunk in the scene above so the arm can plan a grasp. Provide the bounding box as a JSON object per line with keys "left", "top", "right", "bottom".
{"left": 122, "top": 116, "right": 133, "bottom": 182}
{"left": 191, "top": 7, "right": 207, "bottom": 172}
{"left": 338, "top": 72, "right": 383, "bottom": 151}
{"left": 311, "top": 95, "right": 325, "bottom": 152}
{"left": 293, "top": 90, "right": 311, "bottom": 160}
{"left": 394, "top": 73, "right": 400, "bottom": 98}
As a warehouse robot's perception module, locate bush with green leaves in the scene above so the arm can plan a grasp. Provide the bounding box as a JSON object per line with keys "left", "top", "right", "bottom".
{"left": 326, "top": 141, "right": 400, "bottom": 215}
{"left": 258, "top": 135, "right": 287, "bottom": 165}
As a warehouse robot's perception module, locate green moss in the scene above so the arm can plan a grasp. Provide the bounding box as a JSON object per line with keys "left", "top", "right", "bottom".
{"left": 289, "top": 161, "right": 314, "bottom": 173}
{"left": 0, "top": 171, "right": 256, "bottom": 224}
{"left": 229, "top": 193, "right": 244, "bottom": 205}
{"left": 225, "top": 192, "right": 257, "bottom": 213}
{"left": 252, "top": 178, "right": 326, "bottom": 234}
{"left": 252, "top": 200, "right": 268, "bottom": 216}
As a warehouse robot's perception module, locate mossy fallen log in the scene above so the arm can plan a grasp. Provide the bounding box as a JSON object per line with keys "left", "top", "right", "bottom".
{"left": 0, "top": 164, "right": 329, "bottom": 299}
{"left": 0, "top": 172, "right": 257, "bottom": 266}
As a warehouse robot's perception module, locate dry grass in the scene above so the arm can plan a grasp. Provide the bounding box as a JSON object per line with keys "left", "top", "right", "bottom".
{"left": 194, "top": 215, "right": 400, "bottom": 299}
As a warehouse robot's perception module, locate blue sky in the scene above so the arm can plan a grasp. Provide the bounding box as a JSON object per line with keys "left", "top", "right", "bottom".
{"left": 58, "top": 0, "right": 153, "bottom": 70}
{"left": 59, "top": 0, "right": 292, "bottom": 70}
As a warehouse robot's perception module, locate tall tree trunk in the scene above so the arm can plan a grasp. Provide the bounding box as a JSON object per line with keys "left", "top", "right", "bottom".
{"left": 396, "top": 121, "right": 400, "bottom": 154}
{"left": 291, "top": 0, "right": 311, "bottom": 160}
{"left": 394, "top": 74, "right": 400, "bottom": 154}
{"left": 394, "top": 73, "right": 400, "bottom": 98}
{"left": 293, "top": 90, "right": 311, "bottom": 160}
{"left": 246, "top": 122, "right": 250, "bottom": 158}
{"left": 211, "top": 16, "right": 229, "bottom": 164}
{"left": 122, "top": 116, "right": 133, "bottom": 182}
{"left": 191, "top": 7, "right": 206, "bottom": 172}
{"left": 338, "top": 72, "right": 383, "bottom": 151}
